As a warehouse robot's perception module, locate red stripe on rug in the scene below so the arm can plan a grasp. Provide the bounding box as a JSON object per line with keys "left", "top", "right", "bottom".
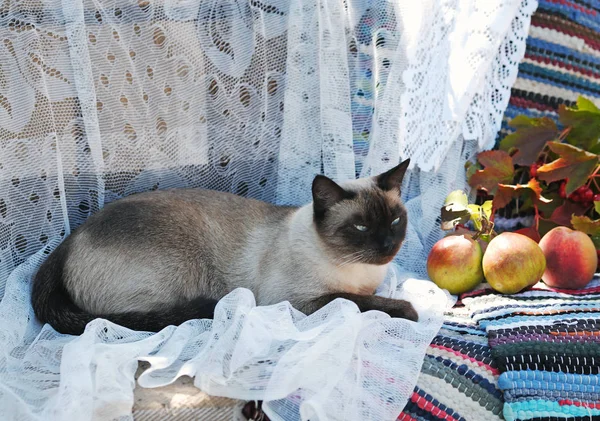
{"left": 559, "top": 399, "right": 600, "bottom": 409}
{"left": 509, "top": 96, "right": 556, "bottom": 112}
{"left": 397, "top": 411, "right": 419, "bottom": 421}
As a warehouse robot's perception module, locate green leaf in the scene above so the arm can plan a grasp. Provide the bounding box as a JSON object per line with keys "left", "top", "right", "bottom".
{"left": 481, "top": 200, "right": 493, "bottom": 219}
{"left": 465, "top": 161, "right": 479, "bottom": 181}
{"left": 440, "top": 190, "right": 471, "bottom": 231}
{"left": 575, "top": 96, "right": 600, "bottom": 113}
{"left": 444, "top": 190, "right": 468, "bottom": 207}
{"left": 536, "top": 142, "right": 598, "bottom": 196}
{"left": 571, "top": 214, "right": 600, "bottom": 236}
{"left": 467, "top": 204, "right": 483, "bottom": 231}
{"left": 546, "top": 141, "right": 598, "bottom": 160}
{"left": 493, "top": 178, "right": 552, "bottom": 210}
{"left": 467, "top": 204, "right": 481, "bottom": 214}
{"left": 500, "top": 116, "right": 557, "bottom": 165}
{"left": 440, "top": 205, "right": 470, "bottom": 231}
{"left": 595, "top": 200, "right": 600, "bottom": 214}
{"left": 468, "top": 150, "right": 515, "bottom": 195}
{"left": 558, "top": 96, "right": 600, "bottom": 151}
{"left": 591, "top": 234, "right": 600, "bottom": 249}
{"left": 519, "top": 196, "right": 534, "bottom": 212}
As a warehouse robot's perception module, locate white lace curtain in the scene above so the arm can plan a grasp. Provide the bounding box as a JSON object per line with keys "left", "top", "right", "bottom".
{"left": 0, "top": 0, "right": 535, "bottom": 420}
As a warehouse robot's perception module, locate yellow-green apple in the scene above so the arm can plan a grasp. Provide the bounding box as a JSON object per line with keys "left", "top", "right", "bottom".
{"left": 483, "top": 232, "right": 546, "bottom": 294}
{"left": 427, "top": 234, "right": 484, "bottom": 295}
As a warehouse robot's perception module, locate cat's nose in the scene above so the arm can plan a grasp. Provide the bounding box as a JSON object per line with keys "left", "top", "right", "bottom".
{"left": 382, "top": 238, "right": 395, "bottom": 252}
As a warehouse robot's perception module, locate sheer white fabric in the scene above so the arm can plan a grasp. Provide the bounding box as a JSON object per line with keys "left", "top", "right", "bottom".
{"left": 0, "top": 0, "right": 535, "bottom": 420}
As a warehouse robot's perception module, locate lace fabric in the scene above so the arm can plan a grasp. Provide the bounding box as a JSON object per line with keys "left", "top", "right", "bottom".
{"left": 0, "top": 0, "right": 535, "bottom": 420}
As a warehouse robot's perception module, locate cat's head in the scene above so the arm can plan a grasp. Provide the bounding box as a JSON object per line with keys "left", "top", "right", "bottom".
{"left": 312, "top": 159, "right": 410, "bottom": 266}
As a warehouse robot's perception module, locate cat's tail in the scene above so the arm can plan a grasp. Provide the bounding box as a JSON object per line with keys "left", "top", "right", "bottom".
{"left": 31, "top": 241, "right": 218, "bottom": 336}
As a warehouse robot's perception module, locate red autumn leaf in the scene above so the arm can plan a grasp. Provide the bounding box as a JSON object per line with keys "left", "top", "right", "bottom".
{"left": 514, "top": 227, "right": 542, "bottom": 243}
{"left": 549, "top": 200, "right": 589, "bottom": 227}
{"left": 499, "top": 115, "right": 557, "bottom": 166}
{"left": 468, "top": 150, "right": 514, "bottom": 195}
{"left": 536, "top": 142, "right": 598, "bottom": 196}
{"left": 493, "top": 178, "right": 551, "bottom": 210}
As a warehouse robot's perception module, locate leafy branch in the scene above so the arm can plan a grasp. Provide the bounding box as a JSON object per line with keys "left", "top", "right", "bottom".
{"left": 440, "top": 190, "right": 495, "bottom": 242}
{"left": 454, "top": 95, "right": 600, "bottom": 245}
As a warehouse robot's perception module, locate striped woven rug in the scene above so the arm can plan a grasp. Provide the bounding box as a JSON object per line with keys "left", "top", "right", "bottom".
{"left": 398, "top": 278, "right": 600, "bottom": 421}
{"left": 463, "top": 278, "right": 600, "bottom": 421}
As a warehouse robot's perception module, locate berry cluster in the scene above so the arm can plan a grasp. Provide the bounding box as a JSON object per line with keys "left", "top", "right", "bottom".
{"left": 562, "top": 183, "right": 598, "bottom": 205}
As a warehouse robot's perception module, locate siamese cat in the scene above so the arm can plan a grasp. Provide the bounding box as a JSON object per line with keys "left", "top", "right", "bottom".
{"left": 32, "top": 159, "right": 418, "bottom": 335}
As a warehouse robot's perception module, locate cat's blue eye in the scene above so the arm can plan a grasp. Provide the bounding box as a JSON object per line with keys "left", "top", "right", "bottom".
{"left": 354, "top": 224, "right": 368, "bottom": 232}
{"left": 391, "top": 217, "right": 400, "bottom": 226}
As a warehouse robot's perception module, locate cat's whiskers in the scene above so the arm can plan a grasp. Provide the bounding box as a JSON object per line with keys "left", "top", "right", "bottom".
{"left": 336, "top": 250, "right": 373, "bottom": 267}
{"left": 334, "top": 250, "right": 364, "bottom": 266}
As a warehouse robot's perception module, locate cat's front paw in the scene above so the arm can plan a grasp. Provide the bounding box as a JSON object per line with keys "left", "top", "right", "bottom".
{"left": 386, "top": 300, "right": 419, "bottom": 322}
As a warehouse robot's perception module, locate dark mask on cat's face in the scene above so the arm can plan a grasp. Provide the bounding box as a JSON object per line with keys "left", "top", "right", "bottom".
{"left": 312, "top": 159, "right": 410, "bottom": 266}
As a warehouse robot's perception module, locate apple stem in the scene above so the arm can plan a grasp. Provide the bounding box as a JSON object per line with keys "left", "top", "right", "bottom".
{"left": 534, "top": 204, "right": 540, "bottom": 232}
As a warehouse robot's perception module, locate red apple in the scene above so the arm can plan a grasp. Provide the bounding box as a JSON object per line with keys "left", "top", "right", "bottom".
{"left": 538, "top": 227, "right": 597, "bottom": 289}
{"left": 427, "top": 234, "right": 484, "bottom": 295}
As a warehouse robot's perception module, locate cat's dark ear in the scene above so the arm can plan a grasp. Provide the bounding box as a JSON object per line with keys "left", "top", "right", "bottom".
{"left": 312, "top": 175, "right": 348, "bottom": 217}
{"left": 376, "top": 158, "right": 410, "bottom": 192}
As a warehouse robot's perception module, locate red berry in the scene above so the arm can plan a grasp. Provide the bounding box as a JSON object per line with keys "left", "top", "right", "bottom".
{"left": 559, "top": 182, "right": 567, "bottom": 198}
{"left": 594, "top": 194, "right": 600, "bottom": 202}
{"left": 567, "top": 186, "right": 593, "bottom": 203}
{"left": 529, "top": 164, "right": 538, "bottom": 178}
